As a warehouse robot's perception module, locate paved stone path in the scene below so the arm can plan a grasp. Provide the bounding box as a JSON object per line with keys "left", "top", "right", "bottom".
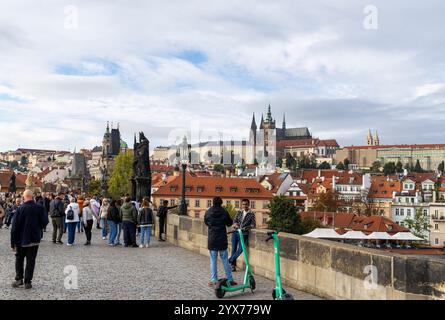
{"left": 0, "top": 226, "right": 320, "bottom": 300}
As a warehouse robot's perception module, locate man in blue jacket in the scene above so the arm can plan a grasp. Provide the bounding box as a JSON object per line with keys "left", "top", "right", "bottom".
{"left": 11, "top": 190, "right": 49, "bottom": 289}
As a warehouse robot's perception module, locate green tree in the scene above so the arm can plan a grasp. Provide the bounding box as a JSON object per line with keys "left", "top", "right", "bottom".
{"left": 20, "top": 156, "right": 28, "bottom": 166}
{"left": 313, "top": 191, "right": 340, "bottom": 213}
{"left": 371, "top": 161, "right": 382, "bottom": 173}
{"left": 396, "top": 161, "right": 404, "bottom": 173}
{"left": 405, "top": 208, "right": 431, "bottom": 242}
{"left": 88, "top": 179, "right": 102, "bottom": 197}
{"left": 297, "top": 154, "right": 317, "bottom": 169}
{"left": 213, "top": 164, "right": 224, "bottom": 173}
{"left": 284, "top": 153, "right": 297, "bottom": 170}
{"left": 267, "top": 196, "right": 301, "bottom": 234}
{"left": 413, "top": 160, "right": 423, "bottom": 173}
{"left": 383, "top": 162, "right": 396, "bottom": 176}
{"left": 299, "top": 218, "right": 324, "bottom": 235}
{"left": 343, "top": 158, "right": 350, "bottom": 169}
{"left": 10, "top": 160, "right": 19, "bottom": 169}
{"left": 336, "top": 161, "right": 345, "bottom": 170}
{"left": 318, "top": 161, "right": 331, "bottom": 170}
{"left": 438, "top": 161, "right": 445, "bottom": 173}
{"left": 108, "top": 150, "right": 134, "bottom": 199}
{"left": 223, "top": 203, "right": 237, "bottom": 220}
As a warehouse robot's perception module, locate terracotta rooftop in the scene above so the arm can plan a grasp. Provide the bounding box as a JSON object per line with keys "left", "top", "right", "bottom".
{"left": 153, "top": 173, "right": 274, "bottom": 199}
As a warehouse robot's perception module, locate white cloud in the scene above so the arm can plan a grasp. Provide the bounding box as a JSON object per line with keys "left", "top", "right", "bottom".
{"left": 0, "top": 0, "right": 444, "bottom": 150}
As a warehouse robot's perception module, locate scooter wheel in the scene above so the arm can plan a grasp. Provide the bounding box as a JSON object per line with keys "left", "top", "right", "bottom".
{"left": 249, "top": 276, "right": 256, "bottom": 291}
{"left": 272, "top": 288, "right": 286, "bottom": 300}
{"left": 215, "top": 288, "right": 225, "bottom": 298}
{"left": 282, "top": 293, "right": 294, "bottom": 300}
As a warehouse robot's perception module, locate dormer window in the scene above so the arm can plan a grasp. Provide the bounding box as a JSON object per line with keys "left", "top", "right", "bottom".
{"left": 230, "top": 187, "right": 237, "bottom": 193}
{"left": 185, "top": 186, "right": 193, "bottom": 192}
{"left": 170, "top": 185, "right": 178, "bottom": 192}
{"left": 197, "top": 186, "right": 204, "bottom": 193}
{"left": 216, "top": 186, "right": 222, "bottom": 192}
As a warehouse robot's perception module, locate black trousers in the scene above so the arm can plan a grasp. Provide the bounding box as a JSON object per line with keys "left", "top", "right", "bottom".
{"left": 122, "top": 221, "right": 136, "bottom": 246}
{"left": 84, "top": 220, "right": 94, "bottom": 242}
{"left": 15, "top": 245, "right": 39, "bottom": 284}
{"left": 159, "top": 217, "right": 166, "bottom": 239}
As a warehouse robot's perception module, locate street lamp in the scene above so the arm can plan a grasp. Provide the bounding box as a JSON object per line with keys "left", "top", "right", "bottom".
{"left": 178, "top": 136, "right": 189, "bottom": 216}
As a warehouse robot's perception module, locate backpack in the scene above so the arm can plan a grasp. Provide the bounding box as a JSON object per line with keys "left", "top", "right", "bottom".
{"left": 66, "top": 205, "right": 75, "bottom": 220}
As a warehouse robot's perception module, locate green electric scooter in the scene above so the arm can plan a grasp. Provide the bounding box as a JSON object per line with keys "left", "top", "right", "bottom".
{"left": 265, "top": 231, "right": 294, "bottom": 300}
{"left": 215, "top": 227, "right": 256, "bottom": 298}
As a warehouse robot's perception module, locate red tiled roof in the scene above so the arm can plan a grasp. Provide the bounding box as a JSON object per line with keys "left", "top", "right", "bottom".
{"left": 368, "top": 179, "right": 402, "bottom": 199}
{"left": 153, "top": 173, "right": 273, "bottom": 199}
{"left": 344, "top": 144, "right": 445, "bottom": 150}
{"left": 277, "top": 138, "right": 339, "bottom": 148}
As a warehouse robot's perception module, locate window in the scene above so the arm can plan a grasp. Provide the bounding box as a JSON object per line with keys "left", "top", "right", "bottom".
{"left": 423, "top": 210, "right": 428, "bottom": 216}
{"left": 435, "top": 238, "right": 439, "bottom": 245}
{"left": 207, "top": 200, "right": 212, "bottom": 208}
{"left": 195, "top": 200, "right": 200, "bottom": 208}
{"left": 395, "top": 208, "right": 399, "bottom": 216}
{"left": 230, "top": 187, "right": 237, "bottom": 193}
{"left": 170, "top": 199, "right": 175, "bottom": 206}
{"left": 235, "top": 201, "right": 240, "bottom": 208}
{"left": 185, "top": 199, "right": 189, "bottom": 206}
{"left": 411, "top": 198, "right": 415, "bottom": 203}
{"left": 197, "top": 186, "right": 204, "bottom": 193}
{"left": 226, "top": 200, "right": 231, "bottom": 206}
{"left": 194, "top": 212, "right": 200, "bottom": 218}
{"left": 407, "top": 209, "right": 411, "bottom": 217}
{"left": 263, "top": 217, "right": 268, "bottom": 224}
{"left": 400, "top": 222, "right": 405, "bottom": 227}
{"left": 401, "top": 209, "right": 404, "bottom": 216}
{"left": 435, "top": 224, "right": 439, "bottom": 230}
{"left": 263, "top": 201, "right": 269, "bottom": 209}
{"left": 215, "top": 186, "right": 222, "bottom": 192}
{"left": 170, "top": 186, "right": 178, "bottom": 192}
{"left": 251, "top": 201, "right": 256, "bottom": 209}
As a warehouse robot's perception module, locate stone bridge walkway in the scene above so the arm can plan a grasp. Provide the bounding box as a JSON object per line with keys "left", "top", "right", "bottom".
{"left": 0, "top": 226, "right": 320, "bottom": 300}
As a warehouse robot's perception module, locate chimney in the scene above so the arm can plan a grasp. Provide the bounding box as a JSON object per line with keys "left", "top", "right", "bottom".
{"left": 332, "top": 175, "right": 336, "bottom": 190}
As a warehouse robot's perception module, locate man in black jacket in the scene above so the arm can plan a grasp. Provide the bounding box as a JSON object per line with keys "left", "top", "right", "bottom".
{"left": 49, "top": 192, "right": 65, "bottom": 244}
{"left": 228, "top": 199, "right": 256, "bottom": 272}
{"left": 204, "top": 197, "right": 235, "bottom": 287}
{"left": 157, "top": 200, "right": 177, "bottom": 241}
{"left": 11, "top": 190, "right": 49, "bottom": 289}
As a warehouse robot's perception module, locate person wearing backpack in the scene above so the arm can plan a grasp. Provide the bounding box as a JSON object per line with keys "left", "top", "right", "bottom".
{"left": 82, "top": 200, "right": 97, "bottom": 246}
{"left": 65, "top": 198, "right": 80, "bottom": 246}
{"left": 137, "top": 198, "right": 154, "bottom": 248}
{"left": 107, "top": 200, "right": 121, "bottom": 246}
{"left": 121, "top": 196, "right": 138, "bottom": 247}
{"left": 49, "top": 193, "right": 65, "bottom": 244}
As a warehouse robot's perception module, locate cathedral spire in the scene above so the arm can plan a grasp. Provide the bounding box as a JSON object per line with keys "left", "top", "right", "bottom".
{"left": 250, "top": 113, "right": 257, "bottom": 130}
{"left": 374, "top": 130, "right": 380, "bottom": 146}
{"left": 367, "top": 129, "right": 373, "bottom": 146}
{"left": 266, "top": 104, "right": 273, "bottom": 122}
{"left": 282, "top": 113, "right": 286, "bottom": 130}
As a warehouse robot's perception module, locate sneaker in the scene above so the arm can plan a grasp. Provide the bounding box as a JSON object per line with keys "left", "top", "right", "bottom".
{"left": 102, "top": 237, "right": 106, "bottom": 240}
{"left": 208, "top": 281, "right": 216, "bottom": 287}
{"left": 67, "top": 243, "right": 73, "bottom": 246}
{"left": 25, "top": 283, "right": 32, "bottom": 289}
{"left": 115, "top": 243, "right": 122, "bottom": 246}
{"left": 132, "top": 244, "right": 139, "bottom": 248}
{"left": 57, "top": 241, "right": 63, "bottom": 245}
{"left": 145, "top": 244, "right": 149, "bottom": 248}
{"left": 84, "top": 242, "right": 91, "bottom": 246}
{"left": 108, "top": 243, "right": 115, "bottom": 246}
{"left": 52, "top": 240, "right": 57, "bottom": 244}
{"left": 11, "top": 280, "right": 23, "bottom": 288}
{"left": 139, "top": 244, "right": 144, "bottom": 248}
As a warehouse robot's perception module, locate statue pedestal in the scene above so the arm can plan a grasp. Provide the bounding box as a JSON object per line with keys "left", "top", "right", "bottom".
{"left": 134, "top": 176, "right": 151, "bottom": 201}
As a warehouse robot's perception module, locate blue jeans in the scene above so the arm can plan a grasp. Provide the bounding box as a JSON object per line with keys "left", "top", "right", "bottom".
{"left": 100, "top": 218, "right": 107, "bottom": 238}
{"left": 108, "top": 221, "right": 117, "bottom": 245}
{"left": 66, "top": 222, "right": 77, "bottom": 245}
{"left": 140, "top": 226, "right": 152, "bottom": 246}
{"left": 209, "top": 250, "right": 233, "bottom": 282}
{"left": 228, "top": 232, "right": 245, "bottom": 266}
{"left": 116, "top": 223, "right": 122, "bottom": 244}
{"left": 76, "top": 220, "right": 84, "bottom": 232}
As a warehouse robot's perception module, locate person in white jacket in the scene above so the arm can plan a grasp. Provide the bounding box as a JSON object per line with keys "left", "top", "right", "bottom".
{"left": 82, "top": 200, "right": 98, "bottom": 246}
{"left": 65, "top": 198, "right": 80, "bottom": 246}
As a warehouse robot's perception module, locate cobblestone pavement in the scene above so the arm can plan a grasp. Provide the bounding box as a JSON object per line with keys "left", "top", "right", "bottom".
{"left": 0, "top": 226, "right": 320, "bottom": 300}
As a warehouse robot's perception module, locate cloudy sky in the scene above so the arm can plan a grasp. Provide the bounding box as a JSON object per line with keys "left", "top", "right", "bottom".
{"left": 0, "top": 0, "right": 444, "bottom": 152}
